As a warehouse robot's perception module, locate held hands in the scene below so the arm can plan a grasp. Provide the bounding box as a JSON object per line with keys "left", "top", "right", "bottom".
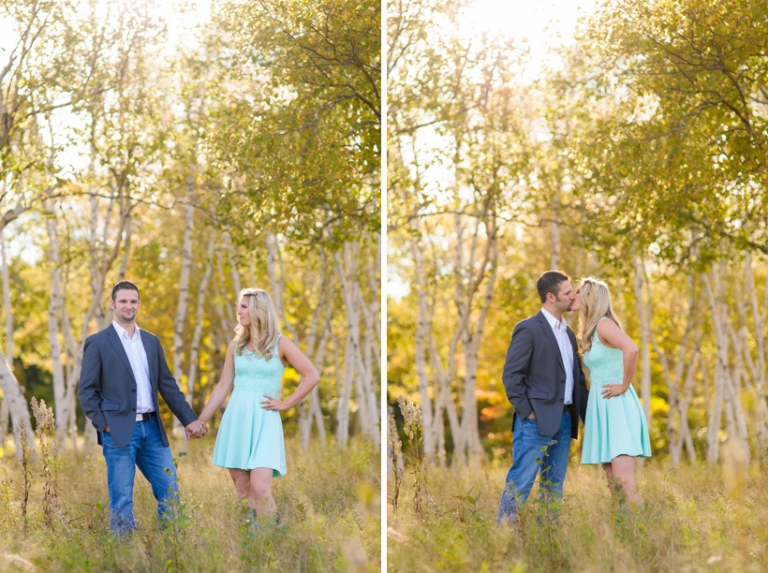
{"left": 261, "top": 394, "right": 288, "bottom": 411}
{"left": 601, "top": 384, "right": 628, "bottom": 399}
{"left": 185, "top": 420, "right": 208, "bottom": 440}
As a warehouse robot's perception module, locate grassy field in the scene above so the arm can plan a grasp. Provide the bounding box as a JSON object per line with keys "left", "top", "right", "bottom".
{"left": 0, "top": 435, "right": 380, "bottom": 572}
{"left": 387, "top": 456, "right": 768, "bottom": 572}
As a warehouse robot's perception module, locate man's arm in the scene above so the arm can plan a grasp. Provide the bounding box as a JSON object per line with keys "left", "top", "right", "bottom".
{"left": 154, "top": 338, "right": 198, "bottom": 427}
{"left": 78, "top": 337, "right": 108, "bottom": 432}
{"left": 501, "top": 322, "right": 534, "bottom": 420}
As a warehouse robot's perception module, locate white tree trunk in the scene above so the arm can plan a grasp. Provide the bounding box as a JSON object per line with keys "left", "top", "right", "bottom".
{"left": 677, "top": 347, "right": 698, "bottom": 464}
{"left": 335, "top": 323, "right": 353, "bottom": 447}
{"left": 460, "top": 232, "right": 497, "bottom": 463}
{"left": 448, "top": 207, "right": 497, "bottom": 465}
{"left": 726, "top": 268, "right": 753, "bottom": 463}
{"left": 703, "top": 268, "right": 723, "bottom": 465}
{"left": 355, "top": 280, "right": 381, "bottom": 447}
{"left": 0, "top": 227, "right": 11, "bottom": 449}
{"left": 410, "top": 228, "right": 437, "bottom": 459}
{"left": 172, "top": 179, "right": 195, "bottom": 432}
{"left": 224, "top": 229, "right": 241, "bottom": 295}
{"left": 365, "top": 233, "right": 382, "bottom": 371}
{"left": 653, "top": 314, "right": 692, "bottom": 467}
{"left": 60, "top": 307, "right": 80, "bottom": 454}
{"left": 409, "top": 202, "right": 497, "bottom": 466}
{"left": 335, "top": 242, "right": 379, "bottom": 446}
{"left": 266, "top": 233, "right": 328, "bottom": 447}
{"left": 266, "top": 233, "right": 292, "bottom": 336}
{"left": 703, "top": 262, "right": 750, "bottom": 464}
{"left": 186, "top": 233, "right": 214, "bottom": 406}
{"left": 45, "top": 201, "right": 73, "bottom": 446}
{"left": 1, "top": 227, "right": 11, "bottom": 366}
{"left": 0, "top": 354, "right": 34, "bottom": 459}
{"left": 212, "top": 238, "right": 235, "bottom": 347}
{"left": 551, "top": 185, "right": 561, "bottom": 269}
{"left": 744, "top": 254, "right": 768, "bottom": 457}
{"left": 117, "top": 213, "right": 132, "bottom": 280}
{"left": 633, "top": 254, "right": 652, "bottom": 428}
{"left": 647, "top": 271, "right": 695, "bottom": 467}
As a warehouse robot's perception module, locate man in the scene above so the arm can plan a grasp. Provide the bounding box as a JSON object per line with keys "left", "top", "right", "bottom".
{"left": 497, "top": 270, "right": 589, "bottom": 524}
{"left": 79, "top": 280, "right": 208, "bottom": 535}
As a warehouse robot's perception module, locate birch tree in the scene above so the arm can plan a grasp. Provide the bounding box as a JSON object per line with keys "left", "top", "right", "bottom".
{"left": 266, "top": 232, "right": 329, "bottom": 447}
{"left": 171, "top": 177, "right": 195, "bottom": 432}
{"left": 388, "top": 0, "right": 527, "bottom": 464}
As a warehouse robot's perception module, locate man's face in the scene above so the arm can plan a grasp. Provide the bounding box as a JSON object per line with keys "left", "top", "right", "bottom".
{"left": 550, "top": 280, "right": 574, "bottom": 313}
{"left": 110, "top": 288, "right": 140, "bottom": 323}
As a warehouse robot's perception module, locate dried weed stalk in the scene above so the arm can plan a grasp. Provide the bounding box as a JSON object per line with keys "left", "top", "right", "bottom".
{"left": 31, "top": 397, "right": 58, "bottom": 527}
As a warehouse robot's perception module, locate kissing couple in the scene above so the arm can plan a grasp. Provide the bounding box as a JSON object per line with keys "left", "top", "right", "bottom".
{"left": 497, "top": 271, "right": 652, "bottom": 525}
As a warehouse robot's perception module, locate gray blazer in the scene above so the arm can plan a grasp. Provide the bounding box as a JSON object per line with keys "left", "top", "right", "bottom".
{"left": 502, "top": 311, "right": 589, "bottom": 438}
{"left": 78, "top": 324, "right": 198, "bottom": 448}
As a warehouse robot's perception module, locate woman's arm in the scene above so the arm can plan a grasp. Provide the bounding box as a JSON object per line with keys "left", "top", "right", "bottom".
{"left": 597, "top": 318, "right": 639, "bottom": 398}
{"left": 198, "top": 340, "right": 237, "bottom": 423}
{"left": 261, "top": 336, "right": 320, "bottom": 411}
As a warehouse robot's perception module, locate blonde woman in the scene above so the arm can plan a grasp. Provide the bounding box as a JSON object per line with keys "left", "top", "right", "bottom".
{"left": 572, "top": 278, "right": 651, "bottom": 506}
{"left": 198, "top": 288, "right": 319, "bottom": 524}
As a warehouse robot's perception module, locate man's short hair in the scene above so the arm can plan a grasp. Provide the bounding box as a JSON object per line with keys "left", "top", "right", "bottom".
{"left": 537, "top": 271, "right": 569, "bottom": 303}
{"left": 111, "top": 280, "right": 140, "bottom": 301}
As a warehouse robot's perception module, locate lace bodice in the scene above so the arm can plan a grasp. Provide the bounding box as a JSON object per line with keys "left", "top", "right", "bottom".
{"left": 583, "top": 321, "right": 624, "bottom": 385}
{"left": 233, "top": 335, "right": 284, "bottom": 394}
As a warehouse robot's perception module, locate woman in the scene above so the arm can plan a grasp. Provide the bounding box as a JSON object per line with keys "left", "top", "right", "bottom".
{"left": 197, "top": 288, "right": 320, "bottom": 524}
{"left": 572, "top": 277, "right": 651, "bottom": 506}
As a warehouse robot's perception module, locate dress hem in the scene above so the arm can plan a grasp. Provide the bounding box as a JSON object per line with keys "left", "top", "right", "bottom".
{"left": 212, "top": 462, "right": 286, "bottom": 477}
{"left": 581, "top": 452, "right": 652, "bottom": 465}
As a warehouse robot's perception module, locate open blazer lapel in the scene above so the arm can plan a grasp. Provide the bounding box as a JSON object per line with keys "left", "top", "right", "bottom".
{"left": 106, "top": 325, "right": 137, "bottom": 383}
{"left": 536, "top": 311, "right": 566, "bottom": 374}
{"left": 139, "top": 329, "right": 157, "bottom": 390}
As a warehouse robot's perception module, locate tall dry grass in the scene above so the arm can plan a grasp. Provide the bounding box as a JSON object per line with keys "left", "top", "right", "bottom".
{"left": 0, "top": 434, "right": 380, "bottom": 572}
{"left": 387, "top": 455, "right": 768, "bottom": 572}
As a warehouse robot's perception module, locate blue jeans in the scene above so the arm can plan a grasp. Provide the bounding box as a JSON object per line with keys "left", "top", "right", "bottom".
{"left": 497, "top": 410, "right": 572, "bottom": 524}
{"left": 101, "top": 416, "right": 179, "bottom": 535}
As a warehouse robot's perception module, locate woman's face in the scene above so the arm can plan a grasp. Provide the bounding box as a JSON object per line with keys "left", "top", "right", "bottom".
{"left": 572, "top": 285, "right": 583, "bottom": 313}
{"left": 237, "top": 299, "right": 251, "bottom": 326}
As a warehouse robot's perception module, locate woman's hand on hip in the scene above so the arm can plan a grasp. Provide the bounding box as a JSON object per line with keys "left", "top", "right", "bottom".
{"left": 261, "top": 394, "right": 289, "bottom": 411}
{"left": 601, "top": 384, "right": 627, "bottom": 399}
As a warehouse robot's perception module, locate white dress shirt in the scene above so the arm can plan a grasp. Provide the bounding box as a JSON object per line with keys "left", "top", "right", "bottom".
{"left": 112, "top": 321, "right": 154, "bottom": 413}
{"left": 541, "top": 308, "right": 574, "bottom": 405}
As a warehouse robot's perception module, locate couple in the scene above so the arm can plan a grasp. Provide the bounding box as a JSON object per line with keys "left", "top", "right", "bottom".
{"left": 497, "top": 271, "right": 652, "bottom": 524}
{"left": 78, "top": 280, "right": 319, "bottom": 535}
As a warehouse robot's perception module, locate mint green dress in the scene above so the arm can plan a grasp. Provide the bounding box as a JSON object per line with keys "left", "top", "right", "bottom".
{"left": 212, "top": 335, "right": 286, "bottom": 477}
{"left": 581, "top": 322, "right": 652, "bottom": 464}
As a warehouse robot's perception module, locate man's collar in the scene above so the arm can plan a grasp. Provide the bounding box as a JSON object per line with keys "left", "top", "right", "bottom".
{"left": 112, "top": 321, "right": 140, "bottom": 339}
{"left": 541, "top": 307, "right": 567, "bottom": 330}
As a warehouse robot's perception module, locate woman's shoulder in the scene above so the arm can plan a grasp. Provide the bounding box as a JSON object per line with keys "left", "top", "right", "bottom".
{"left": 595, "top": 316, "right": 617, "bottom": 331}
{"left": 594, "top": 317, "right": 626, "bottom": 349}
{"left": 277, "top": 333, "right": 293, "bottom": 349}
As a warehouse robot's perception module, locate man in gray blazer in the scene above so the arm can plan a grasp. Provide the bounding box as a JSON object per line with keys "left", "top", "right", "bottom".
{"left": 497, "top": 270, "right": 589, "bottom": 525}
{"left": 79, "top": 280, "right": 208, "bottom": 535}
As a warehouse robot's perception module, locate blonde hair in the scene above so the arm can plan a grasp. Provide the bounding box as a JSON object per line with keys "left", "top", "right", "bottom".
{"left": 234, "top": 288, "right": 280, "bottom": 359}
{"left": 577, "top": 277, "right": 623, "bottom": 353}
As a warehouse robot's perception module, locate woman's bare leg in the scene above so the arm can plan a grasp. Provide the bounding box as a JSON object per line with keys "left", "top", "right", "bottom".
{"left": 249, "top": 467, "right": 277, "bottom": 518}
{"left": 227, "top": 467, "right": 277, "bottom": 517}
{"left": 610, "top": 455, "right": 641, "bottom": 506}
{"left": 602, "top": 462, "right": 614, "bottom": 485}
{"left": 228, "top": 468, "right": 253, "bottom": 506}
